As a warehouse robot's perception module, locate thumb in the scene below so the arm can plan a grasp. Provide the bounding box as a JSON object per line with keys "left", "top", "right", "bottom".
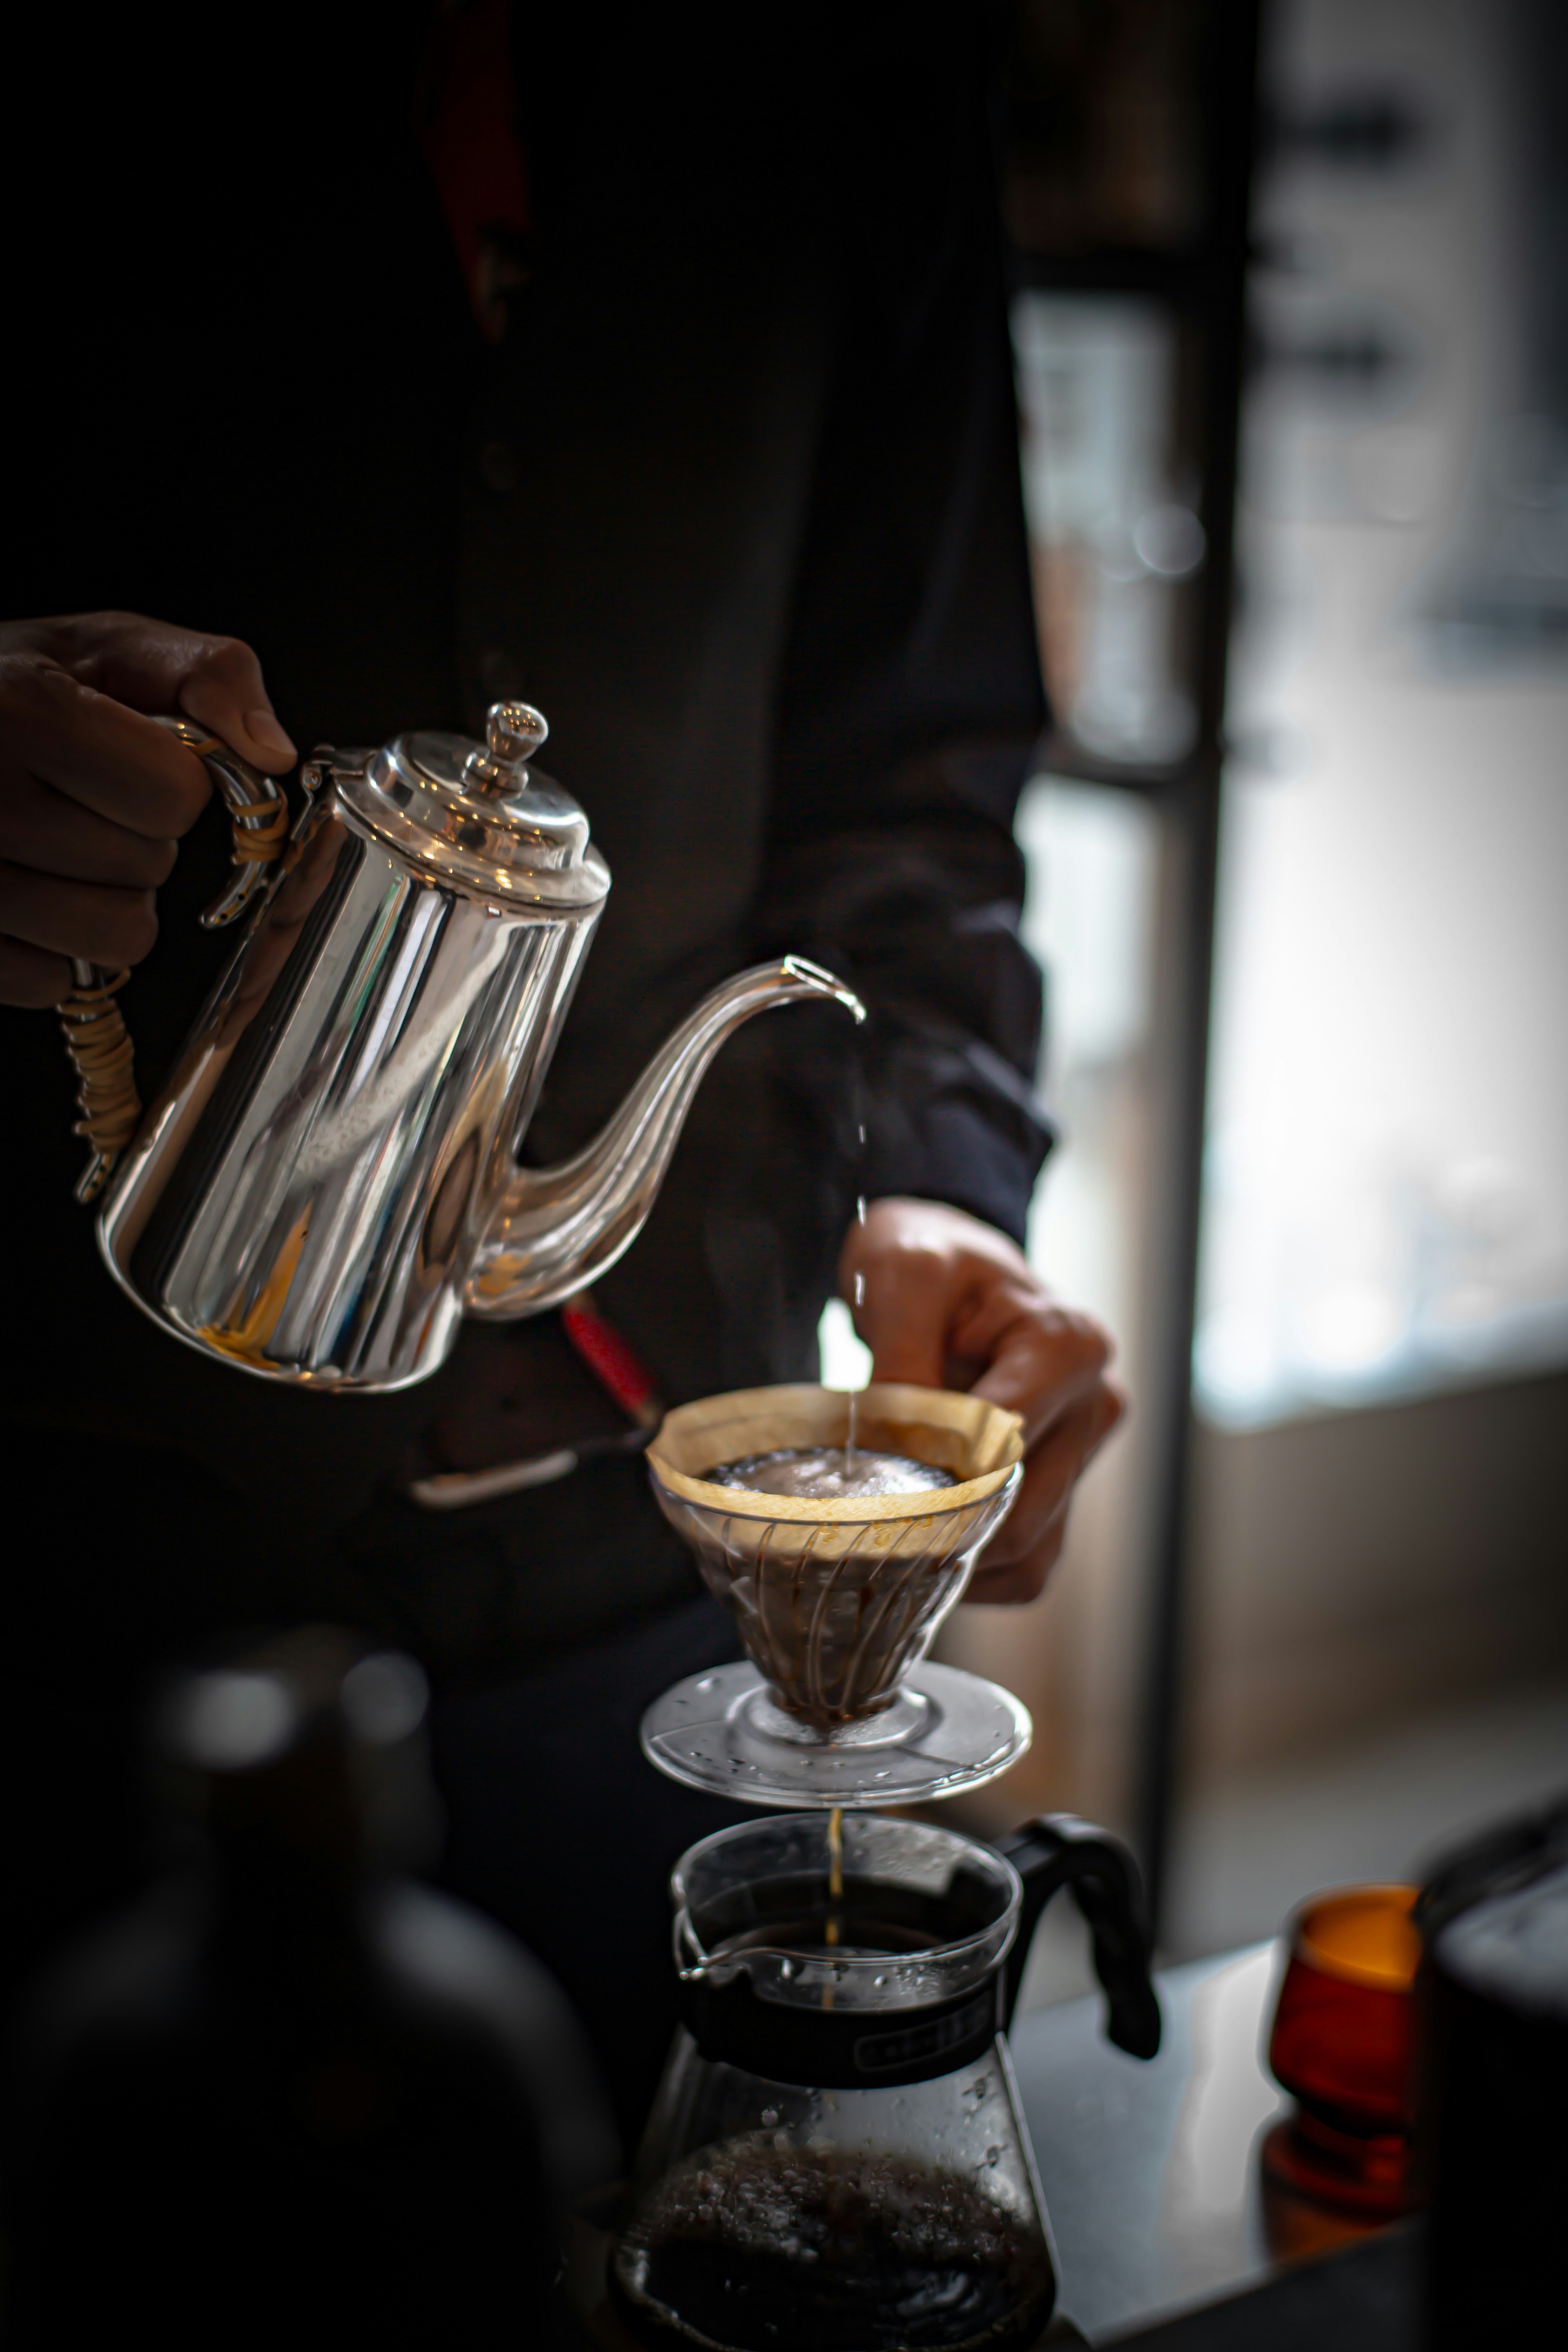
{"left": 178, "top": 649, "right": 296, "bottom": 774}
{"left": 47, "top": 612, "right": 297, "bottom": 775}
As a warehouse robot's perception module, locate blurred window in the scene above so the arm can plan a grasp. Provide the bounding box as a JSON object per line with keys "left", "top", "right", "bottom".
{"left": 1195, "top": 0, "right": 1568, "bottom": 1427}
{"left": 1019, "top": 777, "right": 1157, "bottom": 1332}
{"left": 1014, "top": 293, "right": 1201, "bottom": 768}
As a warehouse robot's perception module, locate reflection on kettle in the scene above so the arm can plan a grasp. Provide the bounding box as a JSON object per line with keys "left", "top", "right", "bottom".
{"left": 613, "top": 1811, "right": 1160, "bottom": 2352}
{"left": 83, "top": 699, "right": 862, "bottom": 1390}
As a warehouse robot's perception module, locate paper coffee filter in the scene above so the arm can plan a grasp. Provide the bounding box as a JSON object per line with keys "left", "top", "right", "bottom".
{"left": 648, "top": 1382, "right": 1023, "bottom": 1530}
{"left": 647, "top": 1384, "right": 1024, "bottom": 1727}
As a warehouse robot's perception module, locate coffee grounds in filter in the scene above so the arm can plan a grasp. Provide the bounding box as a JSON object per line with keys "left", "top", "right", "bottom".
{"left": 707, "top": 1448, "right": 956, "bottom": 1502}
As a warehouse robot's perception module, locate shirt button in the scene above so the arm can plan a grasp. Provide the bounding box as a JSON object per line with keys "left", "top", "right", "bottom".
{"left": 477, "top": 437, "right": 517, "bottom": 494}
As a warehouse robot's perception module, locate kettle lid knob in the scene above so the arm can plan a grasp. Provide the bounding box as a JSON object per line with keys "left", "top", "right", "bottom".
{"left": 486, "top": 701, "right": 548, "bottom": 767}
{"left": 463, "top": 701, "right": 549, "bottom": 795}
{"left": 491, "top": 701, "right": 552, "bottom": 766}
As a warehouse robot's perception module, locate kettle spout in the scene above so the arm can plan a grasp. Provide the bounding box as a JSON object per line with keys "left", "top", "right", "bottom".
{"left": 464, "top": 957, "right": 864, "bottom": 1321}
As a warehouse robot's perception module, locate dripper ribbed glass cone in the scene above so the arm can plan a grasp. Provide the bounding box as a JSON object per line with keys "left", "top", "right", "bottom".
{"left": 638, "top": 1384, "right": 1032, "bottom": 1807}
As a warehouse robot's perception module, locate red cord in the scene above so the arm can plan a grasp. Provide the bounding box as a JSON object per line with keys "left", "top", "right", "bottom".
{"left": 562, "top": 1294, "right": 663, "bottom": 1428}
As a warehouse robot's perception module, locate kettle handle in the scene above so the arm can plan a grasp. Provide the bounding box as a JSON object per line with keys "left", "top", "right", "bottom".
{"left": 996, "top": 1814, "right": 1162, "bottom": 2059}
{"left": 58, "top": 717, "right": 291, "bottom": 1203}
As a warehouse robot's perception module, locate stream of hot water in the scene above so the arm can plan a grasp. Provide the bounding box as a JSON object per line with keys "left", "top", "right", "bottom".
{"left": 847, "top": 1192, "right": 866, "bottom": 1468}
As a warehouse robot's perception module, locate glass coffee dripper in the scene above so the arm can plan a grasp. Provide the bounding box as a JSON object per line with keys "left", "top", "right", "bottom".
{"left": 638, "top": 1383, "right": 1029, "bottom": 1807}
{"left": 612, "top": 1811, "right": 1160, "bottom": 2352}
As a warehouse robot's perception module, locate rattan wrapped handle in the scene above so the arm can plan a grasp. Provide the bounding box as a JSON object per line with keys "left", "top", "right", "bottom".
{"left": 58, "top": 718, "right": 292, "bottom": 1203}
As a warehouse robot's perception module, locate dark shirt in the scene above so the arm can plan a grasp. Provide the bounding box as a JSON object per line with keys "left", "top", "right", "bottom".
{"left": 1, "top": 3, "right": 1049, "bottom": 1686}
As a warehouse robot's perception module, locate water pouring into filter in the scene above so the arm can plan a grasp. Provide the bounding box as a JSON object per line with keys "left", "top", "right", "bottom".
{"left": 638, "top": 1379, "right": 1030, "bottom": 1808}
{"left": 849, "top": 1181, "right": 868, "bottom": 1469}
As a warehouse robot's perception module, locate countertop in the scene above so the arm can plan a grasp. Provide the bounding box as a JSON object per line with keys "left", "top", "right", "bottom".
{"left": 1012, "top": 1941, "right": 1412, "bottom": 2345}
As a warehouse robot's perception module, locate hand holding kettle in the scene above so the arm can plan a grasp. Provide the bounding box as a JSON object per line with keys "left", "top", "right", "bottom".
{"left": 6, "top": 616, "right": 862, "bottom": 1389}
{"left": 0, "top": 611, "right": 296, "bottom": 1007}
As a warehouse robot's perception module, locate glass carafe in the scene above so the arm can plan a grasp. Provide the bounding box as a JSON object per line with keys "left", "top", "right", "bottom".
{"left": 613, "top": 1811, "right": 1160, "bottom": 2352}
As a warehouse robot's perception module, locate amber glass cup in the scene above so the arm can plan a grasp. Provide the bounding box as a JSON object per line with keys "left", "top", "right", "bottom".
{"left": 1262, "top": 1884, "right": 1421, "bottom": 2219}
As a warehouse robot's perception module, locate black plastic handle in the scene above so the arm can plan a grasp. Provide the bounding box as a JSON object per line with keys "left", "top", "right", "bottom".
{"left": 995, "top": 1814, "right": 1162, "bottom": 2060}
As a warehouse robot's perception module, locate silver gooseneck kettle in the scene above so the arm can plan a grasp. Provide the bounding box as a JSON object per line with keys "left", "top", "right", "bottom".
{"left": 71, "top": 700, "right": 861, "bottom": 1391}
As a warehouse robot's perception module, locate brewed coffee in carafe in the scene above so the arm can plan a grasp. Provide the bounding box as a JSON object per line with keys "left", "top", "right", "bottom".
{"left": 613, "top": 1811, "right": 1161, "bottom": 2352}
{"left": 621, "top": 2138, "right": 1053, "bottom": 2352}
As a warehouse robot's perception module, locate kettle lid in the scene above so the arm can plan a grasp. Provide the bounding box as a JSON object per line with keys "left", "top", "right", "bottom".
{"left": 333, "top": 701, "right": 610, "bottom": 911}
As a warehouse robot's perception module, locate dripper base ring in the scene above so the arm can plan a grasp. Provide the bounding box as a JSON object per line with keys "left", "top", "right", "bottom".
{"left": 639, "top": 1659, "right": 1031, "bottom": 1808}
{"left": 741, "top": 1684, "right": 931, "bottom": 1749}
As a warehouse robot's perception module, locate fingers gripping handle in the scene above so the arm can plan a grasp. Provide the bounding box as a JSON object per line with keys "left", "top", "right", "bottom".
{"left": 59, "top": 719, "right": 291, "bottom": 1203}
{"left": 996, "top": 1814, "right": 1163, "bottom": 2060}
{"left": 157, "top": 717, "right": 292, "bottom": 931}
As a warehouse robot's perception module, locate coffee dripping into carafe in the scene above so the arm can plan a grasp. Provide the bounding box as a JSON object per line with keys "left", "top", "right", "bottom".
{"left": 61, "top": 700, "right": 862, "bottom": 1389}
{"left": 620, "top": 1386, "right": 1162, "bottom": 2352}
{"left": 613, "top": 1813, "right": 1160, "bottom": 2352}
